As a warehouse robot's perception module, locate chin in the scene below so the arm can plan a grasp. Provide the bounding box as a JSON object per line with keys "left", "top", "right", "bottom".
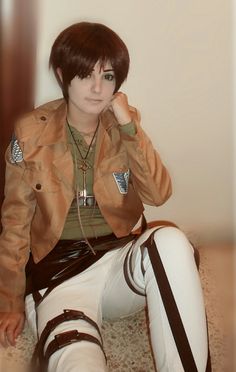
{"left": 86, "top": 108, "right": 104, "bottom": 116}
{"left": 84, "top": 105, "right": 107, "bottom": 116}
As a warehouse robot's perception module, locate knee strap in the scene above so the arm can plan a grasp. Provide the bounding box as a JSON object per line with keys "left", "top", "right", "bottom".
{"left": 141, "top": 229, "right": 211, "bottom": 372}
{"left": 31, "top": 309, "right": 103, "bottom": 370}
{"left": 43, "top": 329, "right": 106, "bottom": 370}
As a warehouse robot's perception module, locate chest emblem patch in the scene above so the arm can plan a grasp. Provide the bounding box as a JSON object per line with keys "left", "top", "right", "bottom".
{"left": 10, "top": 135, "right": 23, "bottom": 163}
{"left": 113, "top": 169, "right": 130, "bottom": 194}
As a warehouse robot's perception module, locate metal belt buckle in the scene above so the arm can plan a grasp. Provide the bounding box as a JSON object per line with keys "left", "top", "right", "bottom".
{"left": 55, "top": 330, "right": 79, "bottom": 348}
{"left": 63, "top": 309, "right": 84, "bottom": 320}
{"left": 72, "top": 240, "right": 87, "bottom": 247}
{"left": 72, "top": 241, "right": 91, "bottom": 254}
{"left": 78, "top": 193, "right": 97, "bottom": 207}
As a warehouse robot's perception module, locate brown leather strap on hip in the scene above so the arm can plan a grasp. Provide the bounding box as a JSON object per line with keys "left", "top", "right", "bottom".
{"left": 31, "top": 309, "right": 102, "bottom": 368}
{"left": 30, "top": 249, "right": 108, "bottom": 308}
{"left": 25, "top": 234, "right": 134, "bottom": 299}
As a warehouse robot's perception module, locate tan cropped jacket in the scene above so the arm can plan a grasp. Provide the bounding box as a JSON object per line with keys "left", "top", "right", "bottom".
{"left": 0, "top": 98, "right": 172, "bottom": 312}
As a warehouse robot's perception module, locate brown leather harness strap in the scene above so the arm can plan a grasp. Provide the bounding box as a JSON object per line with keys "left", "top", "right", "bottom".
{"left": 141, "top": 228, "right": 211, "bottom": 372}
{"left": 26, "top": 234, "right": 135, "bottom": 308}
{"left": 123, "top": 244, "right": 146, "bottom": 296}
{"left": 44, "top": 329, "right": 106, "bottom": 368}
{"left": 31, "top": 309, "right": 103, "bottom": 370}
{"left": 123, "top": 219, "right": 178, "bottom": 297}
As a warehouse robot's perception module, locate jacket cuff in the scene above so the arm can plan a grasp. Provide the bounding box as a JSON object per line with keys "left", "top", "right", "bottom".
{"left": 119, "top": 121, "right": 136, "bottom": 136}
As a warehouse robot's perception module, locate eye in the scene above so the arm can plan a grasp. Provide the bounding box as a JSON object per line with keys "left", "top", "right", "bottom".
{"left": 78, "top": 73, "right": 92, "bottom": 80}
{"left": 104, "top": 73, "right": 115, "bottom": 81}
{"left": 76, "top": 74, "right": 91, "bottom": 80}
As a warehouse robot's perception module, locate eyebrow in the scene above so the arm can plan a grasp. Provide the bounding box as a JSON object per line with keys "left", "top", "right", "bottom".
{"left": 91, "top": 67, "right": 114, "bottom": 73}
{"left": 103, "top": 69, "right": 114, "bottom": 72}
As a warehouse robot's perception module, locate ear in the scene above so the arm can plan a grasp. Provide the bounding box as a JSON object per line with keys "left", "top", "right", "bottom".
{"left": 56, "top": 67, "right": 63, "bottom": 82}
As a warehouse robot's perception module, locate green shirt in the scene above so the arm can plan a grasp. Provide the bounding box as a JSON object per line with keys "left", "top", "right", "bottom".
{"left": 60, "top": 121, "right": 136, "bottom": 240}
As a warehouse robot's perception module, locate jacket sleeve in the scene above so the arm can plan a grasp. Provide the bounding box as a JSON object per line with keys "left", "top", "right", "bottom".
{"left": 119, "top": 108, "right": 172, "bottom": 206}
{"left": 0, "top": 142, "right": 36, "bottom": 312}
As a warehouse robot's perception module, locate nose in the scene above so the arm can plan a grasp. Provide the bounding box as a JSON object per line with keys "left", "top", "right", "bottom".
{"left": 91, "top": 75, "right": 102, "bottom": 93}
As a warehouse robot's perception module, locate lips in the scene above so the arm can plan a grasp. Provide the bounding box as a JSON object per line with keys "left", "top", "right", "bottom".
{"left": 86, "top": 98, "right": 103, "bottom": 103}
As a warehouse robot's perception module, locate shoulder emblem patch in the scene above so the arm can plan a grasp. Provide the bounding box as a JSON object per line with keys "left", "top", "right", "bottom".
{"left": 10, "top": 135, "right": 23, "bottom": 163}
{"left": 113, "top": 169, "right": 130, "bottom": 194}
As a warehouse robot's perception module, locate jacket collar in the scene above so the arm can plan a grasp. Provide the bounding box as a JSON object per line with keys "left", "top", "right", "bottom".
{"left": 36, "top": 99, "right": 68, "bottom": 146}
{"left": 35, "top": 98, "right": 116, "bottom": 147}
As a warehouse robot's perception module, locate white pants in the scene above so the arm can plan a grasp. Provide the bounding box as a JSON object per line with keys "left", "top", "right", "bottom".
{"left": 25, "top": 227, "right": 209, "bottom": 372}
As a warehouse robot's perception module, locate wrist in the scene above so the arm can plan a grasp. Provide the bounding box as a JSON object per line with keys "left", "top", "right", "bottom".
{"left": 117, "top": 115, "right": 132, "bottom": 126}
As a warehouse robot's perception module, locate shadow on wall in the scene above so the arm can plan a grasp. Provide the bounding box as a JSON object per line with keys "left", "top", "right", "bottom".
{"left": 0, "top": 0, "right": 38, "bottom": 211}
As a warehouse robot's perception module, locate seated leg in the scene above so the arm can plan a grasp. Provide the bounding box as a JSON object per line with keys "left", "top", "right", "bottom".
{"left": 128, "top": 226, "right": 210, "bottom": 372}
{"left": 25, "top": 251, "right": 119, "bottom": 372}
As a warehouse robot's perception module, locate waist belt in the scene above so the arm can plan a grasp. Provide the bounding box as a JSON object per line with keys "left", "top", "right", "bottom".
{"left": 25, "top": 233, "right": 134, "bottom": 297}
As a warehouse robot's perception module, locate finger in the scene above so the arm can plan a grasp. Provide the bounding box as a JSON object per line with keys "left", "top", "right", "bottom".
{"left": 0, "top": 328, "right": 8, "bottom": 348}
{"left": 101, "top": 101, "right": 113, "bottom": 114}
{"left": 112, "top": 92, "right": 119, "bottom": 99}
{"left": 108, "top": 104, "right": 114, "bottom": 112}
{"left": 110, "top": 92, "right": 123, "bottom": 104}
{"left": 14, "top": 317, "right": 24, "bottom": 340}
{"left": 5, "top": 326, "right": 16, "bottom": 346}
{"left": 113, "top": 91, "right": 123, "bottom": 98}
{"left": 111, "top": 93, "right": 121, "bottom": 102}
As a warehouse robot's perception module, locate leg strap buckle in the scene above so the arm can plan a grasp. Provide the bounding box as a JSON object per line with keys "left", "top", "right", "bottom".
{"left": 31, "top": 309, "right": 103, "bottom": 371}
{"left": 44, "top": 330, "right": 106, "bottom": 369}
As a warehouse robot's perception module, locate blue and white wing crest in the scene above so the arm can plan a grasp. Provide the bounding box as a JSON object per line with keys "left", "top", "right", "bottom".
{"left": 113, "top": 170, "right": 130, "bottom": 194}
{"left": 10, "top": 135, "right": 23, "bottom": 163}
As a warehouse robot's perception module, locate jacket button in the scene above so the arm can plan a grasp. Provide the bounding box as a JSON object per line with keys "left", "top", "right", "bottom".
{"left": 36, "top": 183, "right": 41, "bottom": 190}
{"left": 40, "top": 116, "right": 47, "bottom": 121}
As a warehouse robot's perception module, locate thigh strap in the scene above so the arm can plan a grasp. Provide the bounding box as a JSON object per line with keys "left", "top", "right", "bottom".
{"left": 44, "top": 329, "right": 106, "bottom": 367}
{"left": 31, "top": 309, "right": 103, "bottom": 369}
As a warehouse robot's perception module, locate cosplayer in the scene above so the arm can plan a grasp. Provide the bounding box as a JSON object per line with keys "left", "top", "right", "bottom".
{"left": 0, "top": 22, "right": 211, "bottom": 371}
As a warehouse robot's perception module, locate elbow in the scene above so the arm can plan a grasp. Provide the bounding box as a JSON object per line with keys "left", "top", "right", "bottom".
{"left": 143, "top": 178, "right": 172, "bottom": 207}
{"left": 156, "top": 176, "right": 172, "bottom": 206}
{"left": 163, "top": 181, "right": 172, "bottom": 203}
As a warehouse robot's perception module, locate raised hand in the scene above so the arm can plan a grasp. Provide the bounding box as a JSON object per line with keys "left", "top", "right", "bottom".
{"left": 109, "top": 92, "right": 132, "bottom": 125}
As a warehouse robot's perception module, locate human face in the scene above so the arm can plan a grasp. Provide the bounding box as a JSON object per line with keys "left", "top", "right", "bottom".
{"left": 68, "top": 60, "right": 116, "bottom": 117}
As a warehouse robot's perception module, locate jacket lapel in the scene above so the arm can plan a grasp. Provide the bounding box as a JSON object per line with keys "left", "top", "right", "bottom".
{"left": 37, "top": 100, "right": 68, "bottom": 146}
{"left": 34, "top": 101, "right": 117, "bottom": 189}
{"left": 36, "top": 100, "right": 74, "bottom": 190}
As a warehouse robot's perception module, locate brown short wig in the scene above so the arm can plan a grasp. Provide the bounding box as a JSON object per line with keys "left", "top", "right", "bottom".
{"left": 49, "top": 22, "right": 130, "bottom": 101}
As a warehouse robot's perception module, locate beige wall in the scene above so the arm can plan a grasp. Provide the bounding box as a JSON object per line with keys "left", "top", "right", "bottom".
{"left": 35, "top": 0, "right": 233, "bottom": 245}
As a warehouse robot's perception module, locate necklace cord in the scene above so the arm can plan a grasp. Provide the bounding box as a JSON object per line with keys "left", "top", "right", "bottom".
{"left": 66, "top": 118, "right": 99, "bottom": 160}
{"left": 66, "top": 118, "right": 99, "bottom": 255}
